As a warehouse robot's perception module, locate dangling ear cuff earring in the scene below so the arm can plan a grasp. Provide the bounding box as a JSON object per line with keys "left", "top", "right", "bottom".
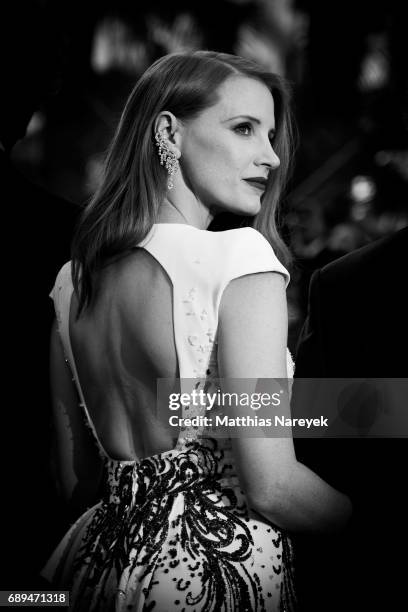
{"left": 155, "top": 131, "right": 179, "bottom": 190}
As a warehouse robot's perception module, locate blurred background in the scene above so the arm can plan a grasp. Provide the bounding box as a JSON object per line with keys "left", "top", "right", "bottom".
{"left": 2, "top": 0, "right": 408, "bottom": 349}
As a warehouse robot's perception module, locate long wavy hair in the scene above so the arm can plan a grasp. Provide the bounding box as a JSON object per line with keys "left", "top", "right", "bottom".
{"left": 72, "top": 51, "right": 295, "bottom": 316}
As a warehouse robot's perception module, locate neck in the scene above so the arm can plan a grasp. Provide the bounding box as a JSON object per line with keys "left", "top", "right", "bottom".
{"left": 157, "top": 188, "right": 215, "bottom": 230}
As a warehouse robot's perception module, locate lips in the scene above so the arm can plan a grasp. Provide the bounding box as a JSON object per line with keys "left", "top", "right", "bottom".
{"left": 243, "top": 178, "right": 268, "bottom": 191}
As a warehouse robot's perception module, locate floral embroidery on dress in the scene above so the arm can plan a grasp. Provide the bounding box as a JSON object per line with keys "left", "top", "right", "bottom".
{"left": 67, "top": 441, "right": 294, "bottom": 611}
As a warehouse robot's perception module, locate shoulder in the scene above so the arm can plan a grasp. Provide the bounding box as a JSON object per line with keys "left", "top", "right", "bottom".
{"left": 219, "top": 227, "right": 290, "bottom": 288}
{"left": 220, "top": 269, "right": 286, "bottom": 317}
{"left": 221, "top": 226, "right": 273, "bottom": 254}
{"left": 317, "top": 227, "right": 408, "bottom": 290}
{"left": 218, "top": 231, "right": 288, "bottom": 377}
{"left": 219, "top": 228, "right": 288, "bottom": 319}
{"left": 139, "top": 224, "right": 290, "bottom": 288}
{"left": 308, "top": 227, "right": 408, "bottom": 309}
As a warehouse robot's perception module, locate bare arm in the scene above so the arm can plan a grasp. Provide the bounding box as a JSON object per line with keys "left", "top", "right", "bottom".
{"left": 49, "top": 319, "right": 104, "bottom": 516}
{"left": 219, "top": 272, "right": 351, "bottom": 534}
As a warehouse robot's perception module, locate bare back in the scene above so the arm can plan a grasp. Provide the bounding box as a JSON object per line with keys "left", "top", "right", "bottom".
{"left": 51, "top": 223, "right": 292, "bottom": 465}
{"left": 69, "top": 248, "right": 179, "bottom": 461}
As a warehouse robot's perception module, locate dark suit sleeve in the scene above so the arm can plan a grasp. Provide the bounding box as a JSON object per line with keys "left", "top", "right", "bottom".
{"left": 292, "top": 271, "right": 356, "bottom": 612}
{"left": 295, "top": 269, "right": 327, "bottom": 377}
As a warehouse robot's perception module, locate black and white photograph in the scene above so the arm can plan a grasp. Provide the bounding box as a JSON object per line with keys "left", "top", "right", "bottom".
{"left": 1, "top": 1, "right": 407, "bottom": 610}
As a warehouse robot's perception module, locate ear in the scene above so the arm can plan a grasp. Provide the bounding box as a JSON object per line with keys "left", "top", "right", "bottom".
{"left": 154, "top": 111, "right": 182, "bottom": 159}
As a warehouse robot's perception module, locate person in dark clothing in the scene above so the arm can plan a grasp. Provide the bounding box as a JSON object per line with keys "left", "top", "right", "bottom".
{"left": 293, "top": 226, "right": 408, "bottom": 611}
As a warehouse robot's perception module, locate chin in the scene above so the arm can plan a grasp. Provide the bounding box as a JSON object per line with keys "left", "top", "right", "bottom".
{"left": 212, "top": 195, "right": 262, "bottom": 217}
{"left": 237, "top": 198, "right": 262, "bottom": 216}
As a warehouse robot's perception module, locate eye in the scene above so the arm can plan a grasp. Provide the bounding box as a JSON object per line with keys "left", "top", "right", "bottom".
{"left": 234, "top": 122, "right": 253, "bottom": 136}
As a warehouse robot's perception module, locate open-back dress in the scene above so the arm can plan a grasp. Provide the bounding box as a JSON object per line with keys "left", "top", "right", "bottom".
{"left": 42, "top": 224, "right": 296, "bottom": 612}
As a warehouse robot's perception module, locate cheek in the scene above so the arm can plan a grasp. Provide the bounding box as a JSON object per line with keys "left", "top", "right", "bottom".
{"left": 209, "top": 145, "right": 243, "bottom": 186}
{"left": 183, "top": 131, "right": 245, "bottom": 194}
{"left": 195, "top": 149, "right": 237, "bottom": 191}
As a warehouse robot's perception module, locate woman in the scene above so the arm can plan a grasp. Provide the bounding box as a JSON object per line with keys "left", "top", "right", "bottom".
{"left": 42, "top": 51, "right": 351, "bottom": 611}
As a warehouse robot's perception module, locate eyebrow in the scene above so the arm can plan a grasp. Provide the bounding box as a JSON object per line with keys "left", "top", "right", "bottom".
{"left": 223, "top": 114, "right": 276, "bottom": 136}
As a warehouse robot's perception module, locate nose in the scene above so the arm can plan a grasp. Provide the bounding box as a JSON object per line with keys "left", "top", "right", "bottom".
{"left": 256, "top": 140, "right": 280, "bottom": 171}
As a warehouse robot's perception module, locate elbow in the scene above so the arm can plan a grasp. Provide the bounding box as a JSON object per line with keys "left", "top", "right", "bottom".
{"left": 312, "top": 493, "right": 353, "bottom": 534}
{"left": 246, "top": 474, "right": 353, "bottom": 535}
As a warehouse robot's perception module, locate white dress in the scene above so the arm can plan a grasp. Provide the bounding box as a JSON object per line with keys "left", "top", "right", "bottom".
{"left": 42, "top": 224, "right": 296, "bottom": 612}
